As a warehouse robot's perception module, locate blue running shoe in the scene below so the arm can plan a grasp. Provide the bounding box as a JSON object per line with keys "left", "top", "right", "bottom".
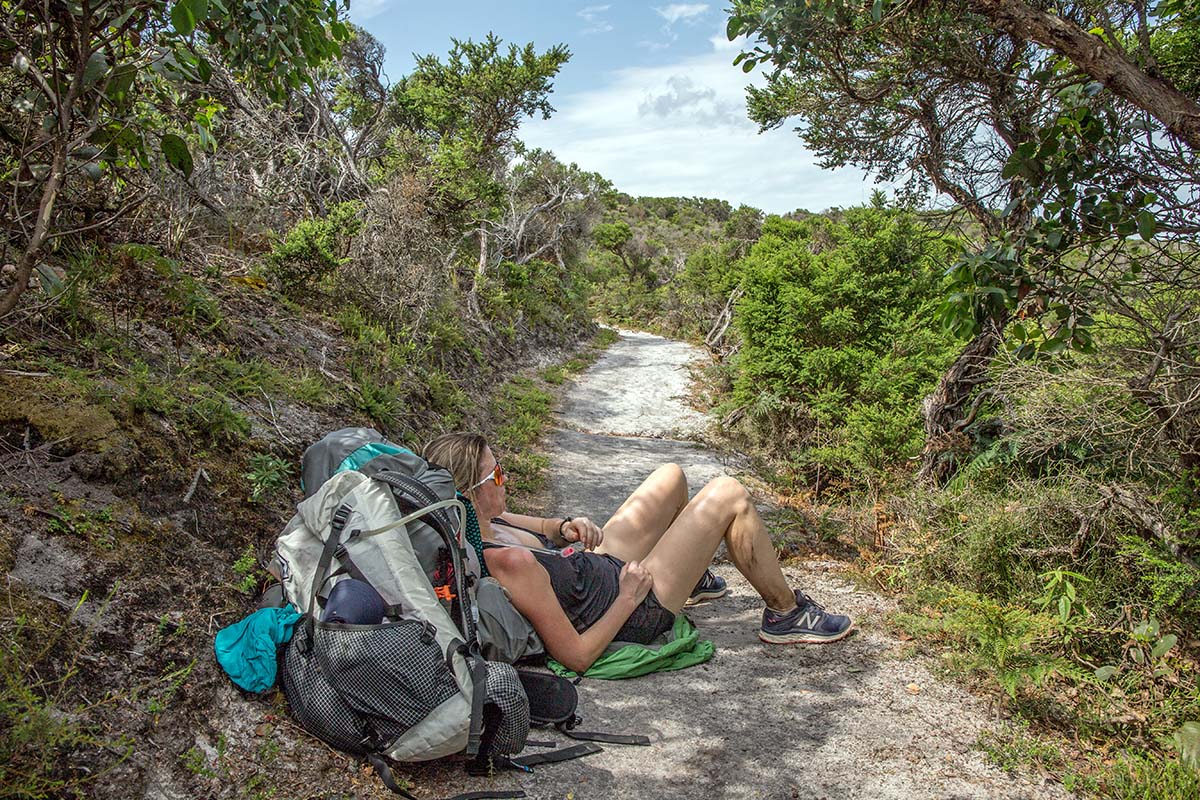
{"left": 686, "top": 569, "right": 728, "bottom": 605}
{"left": 759, "top": 590, "right": 854, "bottom": 644}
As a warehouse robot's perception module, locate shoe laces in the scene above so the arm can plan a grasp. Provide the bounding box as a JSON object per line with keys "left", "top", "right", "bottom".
{"left": 796, "top": 591, "right": 825, "bottom": 612}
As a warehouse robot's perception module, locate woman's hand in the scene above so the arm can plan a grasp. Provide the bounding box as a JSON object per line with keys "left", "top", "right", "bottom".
{"left": 562, "top": 517, "right": 603, "bottom": 550}
{"left": 617, "top": 560, "right": 653, "bottom": 607}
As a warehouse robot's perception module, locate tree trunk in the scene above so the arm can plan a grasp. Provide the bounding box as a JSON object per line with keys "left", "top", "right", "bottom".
{"left": 0, "top": 136, "right": 67, "bottom": 318}
{"left": 476, "top": 225, "right": 488, "bottom": 279}
{"left": 967, "top": 0, "right": 1200, "bottom": 151}
{"left": 917, "top": 317, "right": 1005, "bottom": 484}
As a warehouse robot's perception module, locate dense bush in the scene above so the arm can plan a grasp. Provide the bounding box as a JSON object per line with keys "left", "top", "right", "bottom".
{"left": 724, "top": 208, "right": 961, "bottom": 491}
{"left": 267, "top": 202, "right": 365, "bottom": 294}
{"left": 584, "top": 196, "right": 756, "bottom": 339}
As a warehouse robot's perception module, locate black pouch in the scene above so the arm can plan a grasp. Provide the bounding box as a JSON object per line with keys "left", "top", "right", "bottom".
{"left": 516, "top": 670, "right": 579, "bottom": 727}
{"left": 515, "top": 670, "right": 649, "bottom": 747}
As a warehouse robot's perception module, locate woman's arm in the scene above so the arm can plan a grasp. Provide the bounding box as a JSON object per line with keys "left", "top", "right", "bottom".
{"left": 497, "top": 511, "right": 567, "bottom": 544}
{"left": 485, "top": 547, "right": 652, "bottom": 674}
{"left": 496, "top": 511, "right": 604, "bottom": 550}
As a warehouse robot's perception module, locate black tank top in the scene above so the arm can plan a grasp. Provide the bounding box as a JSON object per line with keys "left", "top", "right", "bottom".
{"left": 491, "top": 532, "right": 623, "bottom": 633}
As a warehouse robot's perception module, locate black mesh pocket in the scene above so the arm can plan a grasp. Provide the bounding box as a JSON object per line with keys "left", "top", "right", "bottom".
{"left": 484, "top": 663, "right": 529, "bottom": 755}
{"left": 282, "top": 620, "right": 460, "bottom": 754}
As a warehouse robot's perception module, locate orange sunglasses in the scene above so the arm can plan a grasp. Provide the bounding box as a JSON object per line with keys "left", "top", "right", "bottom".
{"left": 469, "top": 462, "right": 505, "bottom": 491}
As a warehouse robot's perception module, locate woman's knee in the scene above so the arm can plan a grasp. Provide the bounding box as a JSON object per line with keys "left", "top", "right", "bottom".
{"left": 704, "top": 475, "right": 751, "bottom": 510}
{"left": 650, "top": 462, "right": 688, "bottom": 500}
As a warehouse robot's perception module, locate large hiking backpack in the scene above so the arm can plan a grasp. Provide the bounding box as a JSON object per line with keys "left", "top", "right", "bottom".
{"left": 290, "top": 427, "right": 543, "bottom": 664}
{"left": 274, "top": 461, "right": 528, "bottom": 791}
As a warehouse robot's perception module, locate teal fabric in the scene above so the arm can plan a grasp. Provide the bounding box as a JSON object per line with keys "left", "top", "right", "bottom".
{"left": 214, "top": 606, "right": 302, "bottom": 693}
{"left": 547, "top": 614, "right": 714, "bottom": 680}
{"left": 459, "top": 494, "right": 489, "bottom": 578}
{"left": 335, "top": 442, "right": 412, "bottom": 474}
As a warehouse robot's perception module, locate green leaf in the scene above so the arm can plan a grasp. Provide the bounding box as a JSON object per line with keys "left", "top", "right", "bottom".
{"left": 104, "top": 65, "right": 136, "bottom": 104}
{"left": 727, "top": 15, "right": 743, "bottom": 40}
{"left": 1040, "top": 337, "right": 1068, "bottom": 355}
{"left": 1130, "top": 647, "right": 1144, "bottom": 664}
{"left": 187, "top": 0, "right": 209, "bottom": 24}
{"left": 35, "top": 264, "right": 64, "bottom": 295}
{"left": 1176, "top": 722, "right": 1200, "bottom": 770}
{"left": 161, "top": 133, "right": 193, "bottom": 177}
{"left": 1151, "top": 634, "right": 1177, "bottom": 659}
{"left": 171, "top": 1, "right": 196, "bottom": 35}
{"left": 871, "top": 0, "right": 883, "bottom": 21}
{"left": 1094, "top": 665, "right": 1117, "bottom": 681}
{"left": 82, "top": 51, "right": 108, "bottom": 86}
{"left": 1137, "top": 210, "right": 1156, "bottom": 241}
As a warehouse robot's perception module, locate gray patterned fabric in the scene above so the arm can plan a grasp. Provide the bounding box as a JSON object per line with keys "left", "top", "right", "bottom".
{"left": 282, "top": 619, "right": 530, "bottom": 759}
{"left": 281, "top": 619, "right": 460, "bottom": 754}
{"left": 484, "top": 662, "right": 530, "bottom": 755}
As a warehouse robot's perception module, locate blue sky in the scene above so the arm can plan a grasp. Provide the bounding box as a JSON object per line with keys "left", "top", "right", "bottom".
{"left": 347, "top": 2, "right": 880, "bottom": 214}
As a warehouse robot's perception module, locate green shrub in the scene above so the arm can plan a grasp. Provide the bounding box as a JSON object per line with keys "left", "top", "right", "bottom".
{"left": 1097, "top": 752, "right": 1200, "bottom": 800}
{"left": 125, "top": 361, "right": 179, "bottom": 416}
{"left": 725, "top": 207, "right": 960, "bottom": 489}
{"left": 267, "top": 202, "right": 364, "bottom": 294}
{"left": 351, "top": 370, "right": 404, "bottom": 430}
{"left": 244, "top": 453, "right": 291, "bottom": 503}
{"left": 185, "top": 390, "right": 250, "bottom": 446}
{"left": 232, "top": 544, "right": 263, "bottom": 594}
{"left": 483, "top": 259, "right": 590, "bottom": 341}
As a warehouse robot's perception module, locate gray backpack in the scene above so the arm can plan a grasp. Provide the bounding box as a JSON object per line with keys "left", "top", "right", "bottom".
{"left": 274, "top": 464, "right": 529, "bottom": 793}
{"left": 292, "top": 427, "right": 543, "bottom": 663}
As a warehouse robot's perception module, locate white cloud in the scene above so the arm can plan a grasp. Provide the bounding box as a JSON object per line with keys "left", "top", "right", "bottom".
{"left": 637, "top": 75, "right": 744, "bottom": 127}
{"left": 642, "top": 4, "right": 710, "bottom": 49}
{"left": 709, "top": 32, "right": 749, "bottom": 52}
{"left": 638, "top": 39, "right": 673, "bottom": 51}
{"left": 349, "top": 0, "right": 389, "bottom": 21}
{"left": 655, "top": 4, "right": 710, "bottom": 24}
{"left": 578, "top": 4, "right": 614, "bottom": 34}
{"left": 521, "top": 32, "right": 877, "bottom": 214}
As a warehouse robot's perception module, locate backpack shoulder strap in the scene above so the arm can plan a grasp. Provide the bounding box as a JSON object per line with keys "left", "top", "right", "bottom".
{"left": 300, "top": 502, "right": 354, "bottom": 651}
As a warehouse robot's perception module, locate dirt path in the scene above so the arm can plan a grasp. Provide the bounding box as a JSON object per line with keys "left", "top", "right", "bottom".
{"left": 438, "top": 329, "right": 1067, "bottom": 800}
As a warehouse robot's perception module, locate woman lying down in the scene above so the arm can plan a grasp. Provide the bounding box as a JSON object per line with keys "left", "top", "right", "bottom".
{"left": 423, "top": 433, "right": 854, "bottom": 674}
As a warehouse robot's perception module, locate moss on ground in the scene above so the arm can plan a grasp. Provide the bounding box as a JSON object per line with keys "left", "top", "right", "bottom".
{"left": 0, "top": 374, "right": 125, "bottom": 456}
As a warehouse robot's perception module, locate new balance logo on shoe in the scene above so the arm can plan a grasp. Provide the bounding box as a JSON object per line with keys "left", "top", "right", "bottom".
{"left": 797, "top": 612, "right": 824, "bottom": 631}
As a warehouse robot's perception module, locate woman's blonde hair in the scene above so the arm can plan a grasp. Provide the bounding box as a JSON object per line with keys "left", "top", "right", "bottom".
{"left": 423, "top": 432, "right": 490, "bottom": 497}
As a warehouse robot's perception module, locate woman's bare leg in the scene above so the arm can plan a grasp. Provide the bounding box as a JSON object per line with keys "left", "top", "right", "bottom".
{"left": 641, "top": 476, "right": 795, "bottom": 614}
{"left": 593, "top": 463, "right": 688, "bottom": 562}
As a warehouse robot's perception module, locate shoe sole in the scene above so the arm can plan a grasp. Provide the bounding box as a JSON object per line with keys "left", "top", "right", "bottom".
{"left": 758, "top": 624, "right": 857, "bottom": 645}
{"left": 685, "top": 587, "right": 729, "bottom": 605}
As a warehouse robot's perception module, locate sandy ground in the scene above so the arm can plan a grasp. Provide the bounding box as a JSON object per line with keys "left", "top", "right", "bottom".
{"left": 414, "top": 329, "right": 1070, "bottom": 800}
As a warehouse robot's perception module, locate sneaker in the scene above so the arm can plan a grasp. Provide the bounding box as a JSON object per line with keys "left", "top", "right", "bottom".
{"left": 759, "top": 590, "right": 854, "bottom": 644}
{"left": 686, "top": 569, "right": 728, "bottom": 605}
